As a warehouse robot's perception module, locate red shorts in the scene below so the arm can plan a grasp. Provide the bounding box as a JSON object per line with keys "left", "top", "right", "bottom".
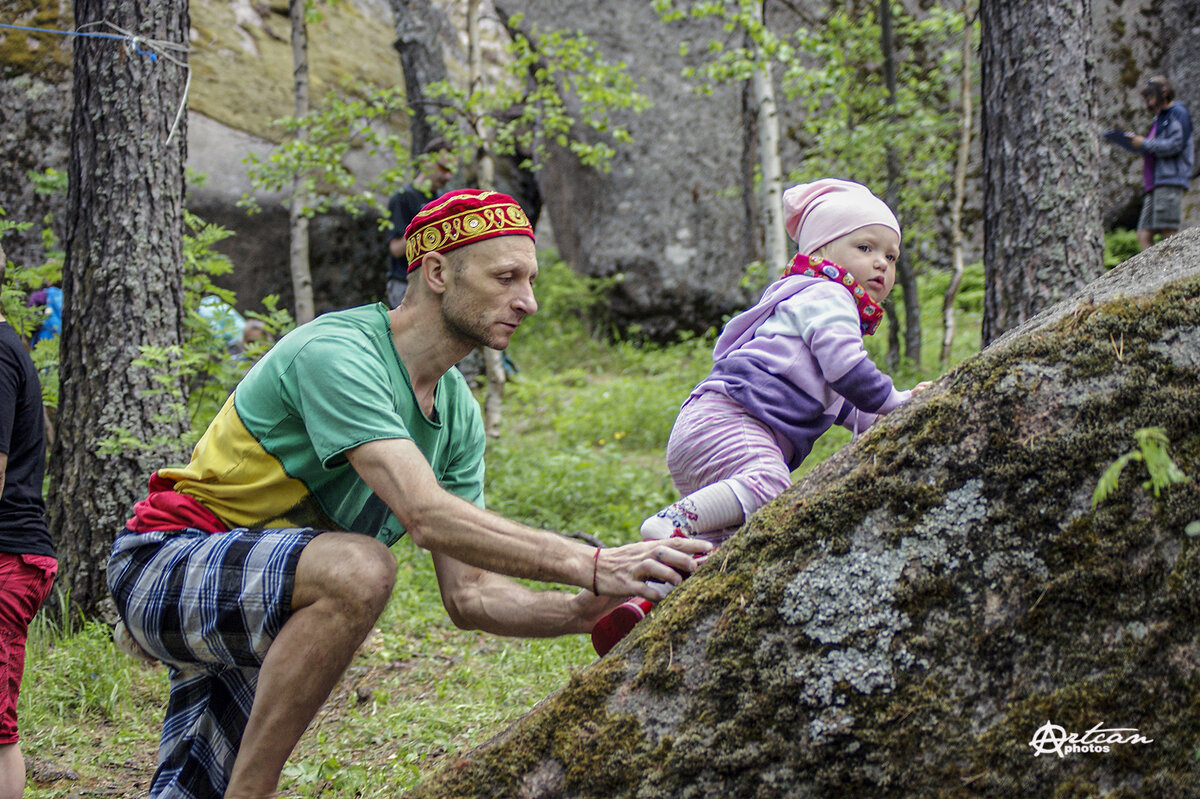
{"left": 0, "top": 552, "right": 58, "bottom": 744}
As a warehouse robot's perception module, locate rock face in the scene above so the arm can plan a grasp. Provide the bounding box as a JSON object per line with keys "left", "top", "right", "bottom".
{"left": 495, "top": 0, "right": 759, "bottom": 339}
{"left": 404, "top": 229, "right": 1200, "bottom": 798}
{"left": 2, "top": 0, "right": 1198, "bottom": 328}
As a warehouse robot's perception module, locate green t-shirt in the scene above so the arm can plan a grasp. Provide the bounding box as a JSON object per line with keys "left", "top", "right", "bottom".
{"left": 159, "top": 303, "right": 486, "bottom": 545}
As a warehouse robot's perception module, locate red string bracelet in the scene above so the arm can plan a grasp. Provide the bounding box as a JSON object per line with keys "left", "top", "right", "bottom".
{"left": 591, "top": 547, "right": 601, "bottom": 595}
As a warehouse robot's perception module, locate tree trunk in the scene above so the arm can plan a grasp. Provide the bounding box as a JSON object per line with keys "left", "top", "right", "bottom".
{"left": 289, "top": 0, "right": 315, "bottom": 325}
{"left": 979, "top": 0, "right": 1104, "bottom": 346}
{"left": 941, "top": 1, "right": 974, "bottom": 365}
{"left": 880, "top": 0, "right": 921, "bottom": 367}
{"left": 390, "top": 0, "right": 451, "bottom": 154}
{"left": 404, "top": 229, "right": 1200, "bottom": 798}
{"left": 468, "top": 0, "right": 505, "bottom": 438}
{"left": 48, "top": 0, "right": 191, "bottom": 619}
{"left": 749, "top": 3, "right": 786, "bottom": 273}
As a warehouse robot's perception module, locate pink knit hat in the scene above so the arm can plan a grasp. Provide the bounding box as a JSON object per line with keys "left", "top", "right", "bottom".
{"left": 782, "top": 179, "right": 900, "bottom": 255}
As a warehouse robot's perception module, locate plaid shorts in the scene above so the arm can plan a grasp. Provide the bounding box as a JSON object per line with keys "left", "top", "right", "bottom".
{"left": 108, "top": 527, "right": 317, "bottom": 799}
{"left": 1138, "top": 185, "right": 1184, "bottom": 231}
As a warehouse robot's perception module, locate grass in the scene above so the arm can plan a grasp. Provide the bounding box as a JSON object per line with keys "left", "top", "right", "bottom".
{"left": 20, "top": 253, "right": 984, "bottom": 797}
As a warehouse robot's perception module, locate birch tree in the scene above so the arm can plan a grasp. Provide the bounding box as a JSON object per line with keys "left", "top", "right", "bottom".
{"left": 466, "top": 0, "right": 507, "bottom": 438}
{"left": 941, "top": 1, "right": 976, "bottom": 364}
{"left": 288, "top": 0, "right": 316, "bottom": 324}
{"left": 654, "top": 0, "right": 789, "bottom": 273}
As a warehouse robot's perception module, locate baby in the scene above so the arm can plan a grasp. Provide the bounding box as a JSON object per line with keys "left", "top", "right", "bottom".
{"left": 593, "top": 178, "right": 930, "bottom": 655}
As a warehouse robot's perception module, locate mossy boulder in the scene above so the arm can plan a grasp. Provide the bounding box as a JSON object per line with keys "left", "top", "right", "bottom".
{"left": 405, "top": 230, "right": 1200, "bottom": 798}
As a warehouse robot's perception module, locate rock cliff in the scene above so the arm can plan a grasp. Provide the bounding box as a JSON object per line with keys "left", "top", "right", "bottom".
{"left": 2, "top": 0, "right": 1197, "bottom": 330}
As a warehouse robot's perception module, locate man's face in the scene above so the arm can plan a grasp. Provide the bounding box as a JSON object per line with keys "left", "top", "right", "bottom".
{"left": 431, "top": 157, "right": 455, "bottom": 191}
{"left": 821, "top": 224, "right": 900, "bottom": 305}
{"left": 1143, "top": 91, "right": 1164, "bottom": 115}
{"left": 440, "top": 236, "right": 538, "bottom": 350}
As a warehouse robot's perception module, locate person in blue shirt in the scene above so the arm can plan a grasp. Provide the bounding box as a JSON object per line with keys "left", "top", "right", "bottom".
{"left": 1126, "top": 75, "right": 1194, "bottom": 250}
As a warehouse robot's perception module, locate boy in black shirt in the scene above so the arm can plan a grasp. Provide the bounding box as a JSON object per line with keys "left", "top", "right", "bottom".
{"left": 0, "top": 243, "right": 57, "bottom": 798}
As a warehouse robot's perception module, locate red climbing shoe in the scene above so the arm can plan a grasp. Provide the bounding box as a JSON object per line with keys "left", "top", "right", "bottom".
{"left": 591, "top": 597, "right": 655, "bottom": 656}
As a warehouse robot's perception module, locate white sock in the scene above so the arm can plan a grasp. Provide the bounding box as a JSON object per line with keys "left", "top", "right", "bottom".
{"left": 641, "top": 480, "right": 746, "bottom": 540}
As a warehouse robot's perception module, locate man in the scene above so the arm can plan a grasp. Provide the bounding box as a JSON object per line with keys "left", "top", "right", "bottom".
{"left": 0, "top": 243, "right": 58, "bottom": 799}
{"left": 1128, "top": 75, "right": 1194, "bottom": 250}
{"left": 385, "top": 138, "right": 455, "bottom": 306}
{"left": 108, "top": 189, "right": 709, "bottom": 798}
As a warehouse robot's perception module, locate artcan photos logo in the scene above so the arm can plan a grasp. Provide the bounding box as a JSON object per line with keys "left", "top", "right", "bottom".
{"left": 1029, "top": 721, "right": 1154, "bottom": 757}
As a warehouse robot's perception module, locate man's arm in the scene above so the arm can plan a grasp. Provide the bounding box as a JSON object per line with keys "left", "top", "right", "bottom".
{"left": 1138, "top": 111, "right": 1187, "bottom": 156}
{"left": 429, "top": 551, "right": 622, "bottom": 635}
{"left": 346, "top": 438, "right": 709, "bottom": 600}
{"left": 0, "top": 452, "right": 7, "bottom": 497}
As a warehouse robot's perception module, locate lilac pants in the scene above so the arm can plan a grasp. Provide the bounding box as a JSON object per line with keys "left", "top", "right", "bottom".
{"left": 665, "top": 391, "right": 792, "bottom": 518}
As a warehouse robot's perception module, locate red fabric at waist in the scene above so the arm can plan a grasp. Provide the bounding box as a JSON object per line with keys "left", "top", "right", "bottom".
{"left": 126, "top": 473, "right": 229, "bottom": 534}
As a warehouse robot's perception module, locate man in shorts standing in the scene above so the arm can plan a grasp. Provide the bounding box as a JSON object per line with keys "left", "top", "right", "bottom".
{"left": 1128, "top": 75, "right": 1194, "bottom": 249}
{"left": 108, "top": 189, "right": 710, "bottom": 798}
{"left": 0, "top": 243, "right": 58, "bottom": 799}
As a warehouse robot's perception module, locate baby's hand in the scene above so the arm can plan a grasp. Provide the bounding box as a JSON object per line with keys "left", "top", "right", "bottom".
{"left": 911, "top": 381, "right": 933, "bottom": 395}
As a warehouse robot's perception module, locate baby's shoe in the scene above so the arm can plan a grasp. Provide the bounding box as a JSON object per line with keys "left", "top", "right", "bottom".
{"left": 591, "top": 597, "right": 654, "bottom": 656}
{"left": 640, "top": 499, "right": 699, "bottom": 540}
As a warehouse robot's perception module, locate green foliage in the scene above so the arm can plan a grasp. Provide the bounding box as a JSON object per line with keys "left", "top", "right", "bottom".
{"left": 245, "top": 22, "right": 649, "bottom": 217}
{"left": 101, "top": 212, "right": 295, "bottom": 452}
{"left": 1092, "top": 427, "right": 1189, "bottom": 508}
{"left": 1104, "top": 227, "right": 1141, "bottom": 270}
{"left": 1, "top": 189, "right": 64, "bottom": 407}
{"left": 653, "top": 0, "right": 784, "bottom": 90}
{"left": 484, "top": 444, "right": 677, "bottom": 543}
{"left": 427, "top": 19, "right": 651, "bottom": 172}
{"left": 242, "top": 83, "right": 413, "bottom": 216}
{"left": 781, "top": 3, "right": 972, "bottom": 274}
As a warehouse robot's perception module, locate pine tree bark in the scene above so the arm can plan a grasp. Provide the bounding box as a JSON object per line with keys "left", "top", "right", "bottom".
{"left": 979, "top": 0, "right": 1104, "bottom": 346}
{"left": 390, "top": 0, "right": 451, "bottom": 154}
{"left": 47, "top": 0, "right": 191, "bottom": 619}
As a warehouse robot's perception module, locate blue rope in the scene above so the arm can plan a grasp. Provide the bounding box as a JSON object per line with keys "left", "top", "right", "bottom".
{"left": 0, "top": 22, "right": 127, "bottom": 40}
{"left": 2, "top": 19, "right": 192, "bottom": 141}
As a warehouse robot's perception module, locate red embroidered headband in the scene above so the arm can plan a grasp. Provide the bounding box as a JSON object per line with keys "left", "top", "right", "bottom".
{"left": 404, "top": 188, "right": 535, "bottom": 272}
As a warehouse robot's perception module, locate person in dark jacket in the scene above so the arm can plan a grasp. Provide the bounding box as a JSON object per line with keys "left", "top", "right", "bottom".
{"left": 1127, "top": 75, "right": 1194, "bottom": 249}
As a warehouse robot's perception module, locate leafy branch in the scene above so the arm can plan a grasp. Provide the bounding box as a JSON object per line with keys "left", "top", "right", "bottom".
{"left": 243, "top": 20, "right": 649, "bottom": 218}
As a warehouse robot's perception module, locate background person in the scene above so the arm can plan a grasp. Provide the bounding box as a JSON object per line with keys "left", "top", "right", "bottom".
{"left": 107, "top": 190, "right": 709, "bottom": 799}
{"left": 1126, "top": 75, "right": 1194, "bottom": 249}
{"left": 0, "top": 243, "right": 58, "bottom": 799}
{"left": 385, "top": 138, "right": 455, "bottom": 307}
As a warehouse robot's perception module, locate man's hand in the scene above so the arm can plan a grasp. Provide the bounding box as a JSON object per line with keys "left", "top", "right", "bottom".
{"left": 594, "top": 537, "right": 712, "bottom": 601}
{"left": 1127, "top": 132, "right": 1146, "bottom": 148}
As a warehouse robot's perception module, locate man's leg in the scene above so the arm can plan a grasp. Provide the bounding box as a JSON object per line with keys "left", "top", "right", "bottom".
{"left": 0, "top": 743, "right": 23, "bottom": 799}
{"left": 224, "top": 532, "right": 396, "bottom": 798}
{"left": 1137, "top": 228, "right": 1155, "bottom": 250}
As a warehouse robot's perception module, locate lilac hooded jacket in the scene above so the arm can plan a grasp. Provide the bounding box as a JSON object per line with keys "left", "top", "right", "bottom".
{"left": 691, "top": 274, "right": 909, "bottom": 470}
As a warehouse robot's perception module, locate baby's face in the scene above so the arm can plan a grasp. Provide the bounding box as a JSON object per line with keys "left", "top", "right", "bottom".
{"left": 822, "top": 224, "right": 900, "bottom": 304}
